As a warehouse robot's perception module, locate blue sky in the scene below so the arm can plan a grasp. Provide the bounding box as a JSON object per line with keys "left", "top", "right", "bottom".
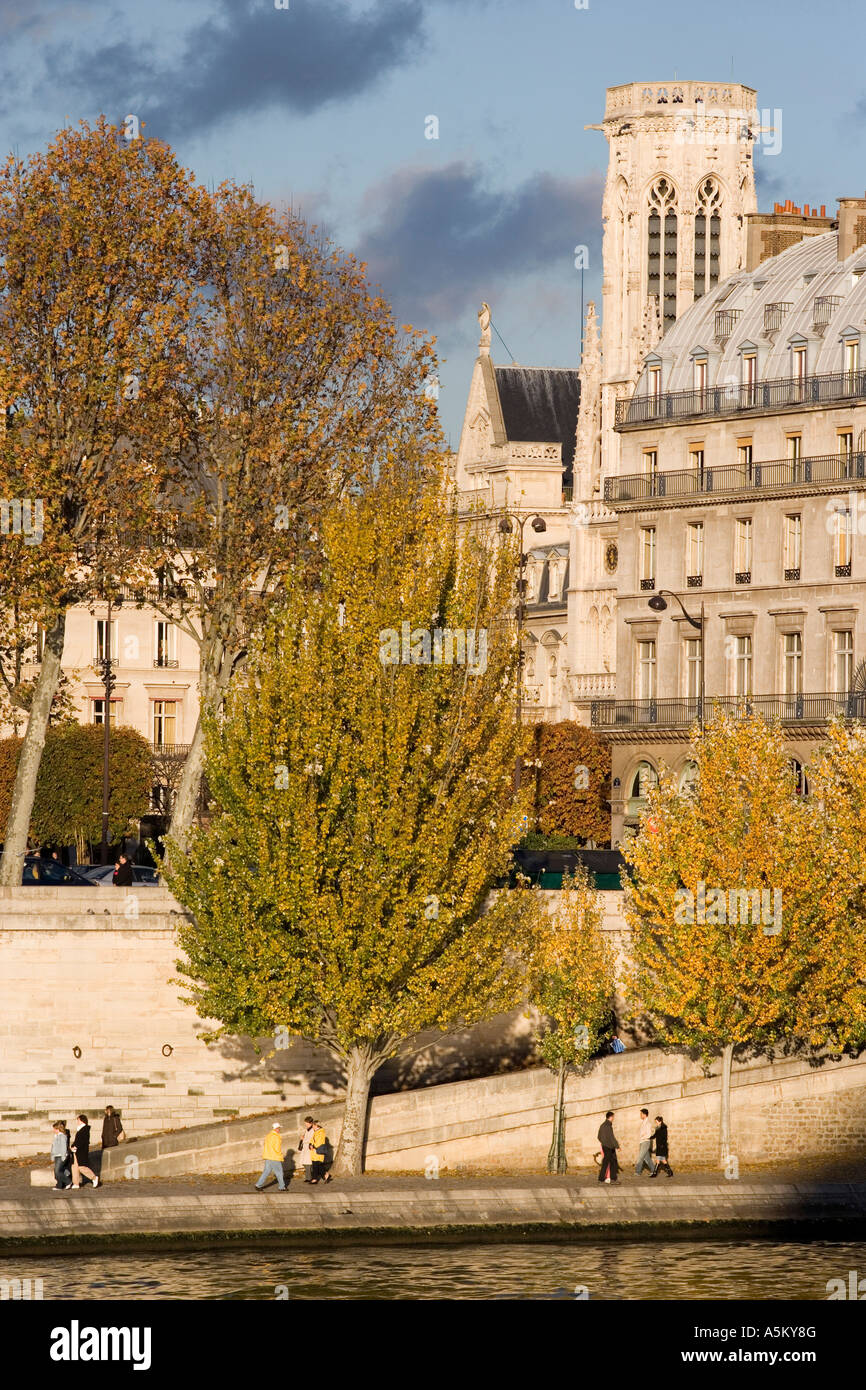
{"left": 2, "top": 0, "right": 865, "bottom": 441}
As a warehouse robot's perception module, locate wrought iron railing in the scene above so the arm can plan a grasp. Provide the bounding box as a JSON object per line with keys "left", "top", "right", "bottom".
{"left": 591, "top": 692, "right": 866, "bottom": 730}
{"left": 605, "top": 450, "right": 866, "bottom": 504}
{"left": 615, "top": 370, "right": 866, "bottom": 428}
{"left": 763, "top": 302, "right": 792, "bottom": 335}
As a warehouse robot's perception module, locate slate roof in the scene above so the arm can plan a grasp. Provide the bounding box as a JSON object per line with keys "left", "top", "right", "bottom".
{"left": 493, "top": 365, "right": 581, "bottom": 475}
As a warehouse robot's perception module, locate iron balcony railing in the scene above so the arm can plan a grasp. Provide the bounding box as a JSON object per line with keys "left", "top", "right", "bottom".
{"left": 591, "top": 692, "right": 866, "bottom": 730}
{"left": 763, "top": 301, "right": 792, "bottom": 335}
{"left": 615, "top": 370, "right": 866, "bottom": 428}
{"left": 606, "top": 450, "right": 866, "bottom": 505}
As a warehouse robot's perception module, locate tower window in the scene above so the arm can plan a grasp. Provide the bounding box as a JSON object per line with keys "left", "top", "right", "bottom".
{"left": 648, "top": 179, "right": 678, "bottom": 329}
{"left": 694, "top": 178, "right": 722, "bottom": 299}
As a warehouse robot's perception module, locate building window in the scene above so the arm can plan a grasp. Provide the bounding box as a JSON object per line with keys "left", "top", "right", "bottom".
{"left": 737, "top": 439, "right": 753, "bottom": 480}
{"left": 684, "top": 638, "right": 702, "bottom": 699}
{"left": 693, "top": 358, "right": 708, "bottom": 395}
{"left": 844, "top": 337, "right": 860, "bottom": 376}
{"left": 834, "top": 629, "right": 854, "bottom": 693}
{"left": 154, "top": 621, "right": 177, "bottom": 668}
{"left": 92, "top": 698, "right": 123, "bottom": 726}
{"left": 783, "top": 632, "right": 803, "bottom": 696}
{"left": 792, "top": 344, "right": 807, "bottom": 386}
{"left": 94, "top": 618, "right": 118, "bottom": 665}
{"left": 833, "top": 507, "right": 853, "bottom": 573}
{"left": 783, "top": 513, "right": 801, "bottom": 580}
{"left": 694, "top": 178, "right": 721, "bottom": 300}
{"left": 636, "top": 640, "right": 657, "bottom": 700}
{"left": 734, "top": 635, "right": 753, "bottom": 696}
{"left": 686, "top": 521, "right": 703, "bottom": 582}
{"left": 152, "top": 700, "right": 179, "bottom": 748}
{"left": 742, "top": 351, "right": 758, "bottom": 404}
{"left": 787, "top": 434, "right": 802, "bottom": 461}
{"left": 642, "top": 449, "right": 659, "bottom": 488}
{"left": 689, "top": 446, "right": 705, "bottom": 485}
{"left": 629, "top": 760, "right": 658, "bottom": 807}
{"left": 647, "top": 364, "right": 661, "bottom": 401}
{"left": 648, "top": 178, "right": 678, "bottom": 329}
{"left": 639, "top": 527, "right": 656, "bottom": 588}
{"left": 735, "top": 517, "right": 752, "bottom": 581}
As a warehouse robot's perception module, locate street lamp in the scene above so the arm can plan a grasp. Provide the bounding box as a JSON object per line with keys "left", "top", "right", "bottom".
{"left": 647, "top": 589, "right": 706, "bottom": 733}
{"left": 98, "top": 594, "right": 124, "bottom": 865}
{"left": 498, "top": 512, "right": 547, "bottom": 787}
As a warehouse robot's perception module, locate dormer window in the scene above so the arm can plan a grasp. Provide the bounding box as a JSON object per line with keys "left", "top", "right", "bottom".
{"left": 740, "top": 345, "right": 758, "bottom": 403}
{"left": 693, "top": 355, "right": 708, "bottom": 395}
{"left": 843, "top": 333, "right": 860, "bottom": 377}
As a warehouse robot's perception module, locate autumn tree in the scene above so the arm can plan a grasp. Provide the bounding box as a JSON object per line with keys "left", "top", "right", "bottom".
{"left": 0, "top": 724, "right": 151, "bottom": 861}
{"left": 146, "top": 187, "right": 441, "bottom": 848}
{"left": 0, "top": 118, "right": 209, "bottom": 882}
{"left": 624, "top": 714, "right": 866, "bottom": 1164}
{"left": 533, "top": 721, "right": 611, "bottom": 843}
{"left": 164, "top": 458, "right": 542, "bottom": 1175}
{"left": 528, "top": 868, "right": 616, "bottom": 1173}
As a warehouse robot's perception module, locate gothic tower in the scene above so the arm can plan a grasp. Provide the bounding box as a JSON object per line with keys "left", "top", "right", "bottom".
{"left": 591, "top": 79, "right": 758, "bottom": 484}
{"left": 566, "top": 80, "right": 758, "bottom": 717}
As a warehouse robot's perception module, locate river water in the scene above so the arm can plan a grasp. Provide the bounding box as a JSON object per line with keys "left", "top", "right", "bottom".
{"left": 3, "top": 1237, "right": 864, "bottom": 1300}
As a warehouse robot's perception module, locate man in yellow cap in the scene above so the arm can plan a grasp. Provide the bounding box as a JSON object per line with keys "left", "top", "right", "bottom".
{"left": 255, "top": 1122, "right": 287, "bottom": 1192}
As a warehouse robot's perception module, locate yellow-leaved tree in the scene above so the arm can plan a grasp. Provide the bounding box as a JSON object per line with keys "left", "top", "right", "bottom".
{"left": 624, "top": 713, "right": 866, "bottom": 1165}
{"left": 528, "top": 867, "right": 616, "bottom": 1173}
{"left": 164, "top": 455, "right": 543, "bottom": 1175}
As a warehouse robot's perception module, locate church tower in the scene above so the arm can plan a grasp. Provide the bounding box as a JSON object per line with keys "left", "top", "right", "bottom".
{"left": 591, "top": 79, "right": 758, "bottom": 485}
{"left": 566, "top": 80, "right": 758, "bottom": 718}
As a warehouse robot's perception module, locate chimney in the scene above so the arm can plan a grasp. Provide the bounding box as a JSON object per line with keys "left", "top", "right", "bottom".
{"left": 837, "top": 195, "right": 866, "bottom": 261}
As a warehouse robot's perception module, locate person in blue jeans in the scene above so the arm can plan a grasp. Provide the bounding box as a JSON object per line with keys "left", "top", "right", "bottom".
{"left": 255, "top": 1123, "right": 287, "bottom": 1192}
{"left": 50, "top": 1121, "right": 72, "bottom": 1191}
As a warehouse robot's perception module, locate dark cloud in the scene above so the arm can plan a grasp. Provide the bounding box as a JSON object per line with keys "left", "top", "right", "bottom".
{"left": 355, "top": 161, "right": 603, "bottom": 333}
{"left": 35, "top": 0, "right": 425, "bottom": 140}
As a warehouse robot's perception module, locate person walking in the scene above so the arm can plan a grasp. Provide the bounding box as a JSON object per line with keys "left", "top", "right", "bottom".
{"left": 113, "top": 854, "right": 134, "bottom": 887}
{"left": 650, "top": 1116, "right": 674, "bottom": 1178}
{"left": 255, "top": 1122, "right": 287, "bottom": 1192}
{"left": 101, "top": 1105, "right": 124, "bottom": 1150}
{"left": 297, "top": 1116, "right": 316, "bottom": 1183}
{"left": 50, "top": 1121, "right": 72, "bottom": 1191}
{"left": 597, "top": 1111, "right": 619, "bottom": 1184}
{"left": 70, "top": 1115, "right": 99, "bottom": 1189}
{"left": 308, "top": 1119, "right": 331, "bottom": 1184}
{"left": 635, "top": 1108, "right": 655, "bottom": 1176}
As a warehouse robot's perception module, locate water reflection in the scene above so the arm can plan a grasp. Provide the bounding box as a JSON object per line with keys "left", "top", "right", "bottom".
{"left": 2, "top": 1238, "right": 865, "bottom": 1301}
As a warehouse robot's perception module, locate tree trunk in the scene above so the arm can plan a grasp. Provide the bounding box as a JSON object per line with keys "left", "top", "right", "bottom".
{"left": 0, "top": 612, "right": 65, "bottom": 885}
{"left": 332, "top": 1044, "right": 380, "bottom": 1177}
{"left": 719, "top": 1041, "right": 734, "bottom": 1167}
{"left": 547, "top": 1059, "right": 569, "bottom": 1175}
{"left": 166, "top": 711, "right": 205, "bottom": 854}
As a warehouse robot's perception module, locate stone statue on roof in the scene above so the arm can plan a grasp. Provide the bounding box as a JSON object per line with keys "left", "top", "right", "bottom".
{"left": 478, "top": 302, "right": 491, "bottom": 354}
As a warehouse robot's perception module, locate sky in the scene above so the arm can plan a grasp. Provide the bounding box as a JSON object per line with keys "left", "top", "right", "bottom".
{"left": 1, "top": 0, "right": 866, "bottom": 442}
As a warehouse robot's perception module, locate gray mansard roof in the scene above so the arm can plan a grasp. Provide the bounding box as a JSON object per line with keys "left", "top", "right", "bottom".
{"left": 635, "top": 231, "right": 866, "bottom": 393}
{"left": 493, "top": 365, "right": 581, "bottom": 470}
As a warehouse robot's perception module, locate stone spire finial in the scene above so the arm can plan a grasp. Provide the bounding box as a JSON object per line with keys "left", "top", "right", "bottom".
{"left": 478, "top": 302, "right": 491, "bottom": 355}
{"left": 573, "top": 300, "right": 602, "bottom": 497}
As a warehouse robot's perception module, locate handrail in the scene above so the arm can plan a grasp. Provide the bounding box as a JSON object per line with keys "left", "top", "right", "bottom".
{"left": 605, "top": 451, "right": 866, "bottom": 504}
{"left": 615, "top": 370, "right": 866, "bottom": 428}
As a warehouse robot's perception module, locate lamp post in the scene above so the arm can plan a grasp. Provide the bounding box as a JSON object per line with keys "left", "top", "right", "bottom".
{"left": 98, "top": 595, "right": 123, "bottom": 865}
{"left": 497, "top": 511, "right": 547, "bottom": 788}
{"left": 647, "top": 589, "right": 706, "bottom": 733}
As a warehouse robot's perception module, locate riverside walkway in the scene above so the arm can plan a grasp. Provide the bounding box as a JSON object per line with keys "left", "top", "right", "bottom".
{"left": 2, "top": 1166, "right": 865, "bottom": 1252}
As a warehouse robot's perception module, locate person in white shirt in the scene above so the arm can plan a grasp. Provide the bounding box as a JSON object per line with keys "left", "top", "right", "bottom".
{"left": 635, "top": 1107, "right": 654, "bottom": 1176}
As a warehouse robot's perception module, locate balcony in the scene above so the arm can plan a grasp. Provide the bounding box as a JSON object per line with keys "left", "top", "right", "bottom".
{"left": 813, "top": 295, "right": 843, "bottom": 333}
{"left": 591, "top": 692, "right": 866, "bottom": 732}
{"left": 714, "top": 308, "right": 742, "bottom": 343}
{"left": 153, "top": 657, "right": 179, "bottom": 668}
{"left": 763, "top": 302, "right": 792, "bottom": 336}
{"left": 605, "top": 450, "right": 866, "bottom": 508}
{"left": 615, "top": 369, "right": 866, "bottom": 429}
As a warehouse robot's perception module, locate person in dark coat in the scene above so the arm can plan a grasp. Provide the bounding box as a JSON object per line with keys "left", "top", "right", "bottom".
{"left": 101, "top": 1105, "right": 124, "bottom": 1149}
{"left": 597, "top": 1110, "right": 620, "bottom": 1183}
{"left": 70, "top": 1115, "right": 99, "bottom": 1188}
{"left": 650, "top": 1116, "right": 674, "bottom": 1177}
{"left": 113, "top": 854, "right": 134, "bottom": 886}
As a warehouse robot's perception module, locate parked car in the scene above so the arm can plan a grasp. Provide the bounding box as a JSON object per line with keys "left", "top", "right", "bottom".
{"left": 78, "top": 864, "right": 161, "bottom": 887}
{"left": 21, "top": 856, "right": 92, "bottom": 886}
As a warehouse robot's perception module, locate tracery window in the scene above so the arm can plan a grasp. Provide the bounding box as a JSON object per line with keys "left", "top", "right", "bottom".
{"left": 694, "top": 178, "right": 721, "bottom": 300}
{"left": 647, "top": 178, "right": 678, "bottom": 329}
